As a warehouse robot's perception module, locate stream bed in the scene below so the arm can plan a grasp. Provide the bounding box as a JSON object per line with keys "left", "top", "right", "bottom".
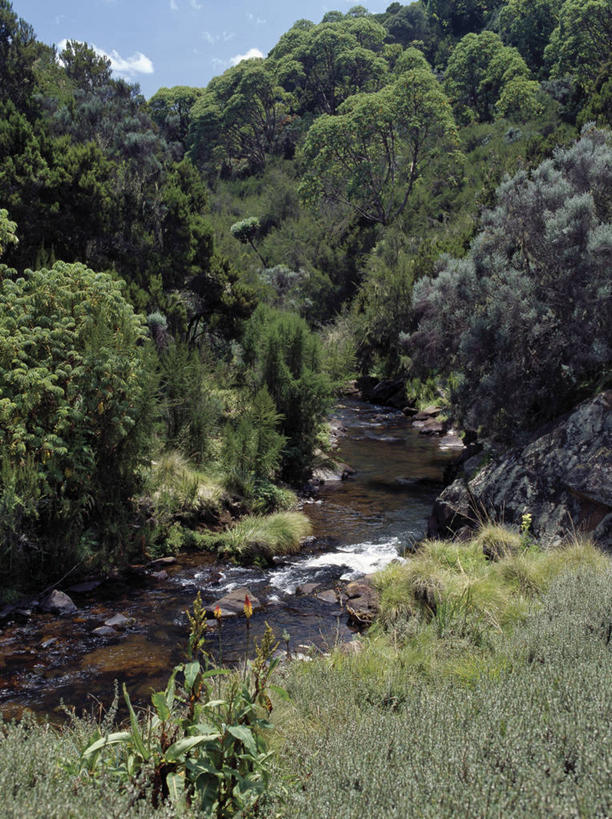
{"left": 0, "top": 400, "right": 458, "bottom": 719}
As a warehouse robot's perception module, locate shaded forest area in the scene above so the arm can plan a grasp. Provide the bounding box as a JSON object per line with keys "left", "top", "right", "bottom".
{"left": 1, "top": 0, "right": 610, "bottom": 592}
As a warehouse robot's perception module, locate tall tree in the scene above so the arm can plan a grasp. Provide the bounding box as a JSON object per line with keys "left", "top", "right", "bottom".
{"left": 301, "top": 54, "right": 459, "bottom": 225}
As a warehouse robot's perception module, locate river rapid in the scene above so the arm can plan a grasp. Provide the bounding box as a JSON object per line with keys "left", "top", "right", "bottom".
{"left": 0, "top": 400, "right": 458, "bottom": 719}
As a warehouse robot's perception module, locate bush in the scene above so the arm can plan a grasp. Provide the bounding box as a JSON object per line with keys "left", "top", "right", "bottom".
{"left": 0, "top": 260, "right": 155, "bottom": 583}
{"left": 242, "top": 305, "right": 333, "bottom": 482}
{"left": 410, "top": 125, "right": 612, "bottom": 439}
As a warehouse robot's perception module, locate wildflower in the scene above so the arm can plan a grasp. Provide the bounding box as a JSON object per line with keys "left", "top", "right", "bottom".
{"left": 214, "top": 605, "right": 222, "bottom": 620}
{"left": 243, "top": 594, "right": 253, "bottom": 619}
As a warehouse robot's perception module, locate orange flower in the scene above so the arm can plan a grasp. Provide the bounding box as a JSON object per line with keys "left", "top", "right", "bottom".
{"left": 214, "top": 605, "right": 222, "bottom": 620}
{"left": 243, "top": 594, "right": 253, "bottom": 619}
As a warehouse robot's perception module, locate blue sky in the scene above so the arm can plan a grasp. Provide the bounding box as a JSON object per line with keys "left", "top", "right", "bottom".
{"left": 13, "top": 0, "right": 395, "bottom": 98}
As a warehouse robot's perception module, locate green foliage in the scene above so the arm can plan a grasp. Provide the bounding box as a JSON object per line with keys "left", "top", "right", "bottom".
{"left": 77, "top": 595, "right": 282, "bottom": 816}
{"left": 0, "top": 206, "right": 17, "bottom": 256}
{"left": 302, "top": 56, "right": 459, "bottom": 225}
{"left": 242, "top": 305, "right": 333, "bottom": 482}
{"left": 222, "top": 387, "right": 286, "bottom": 497}
{"left": 444, "top": 30, "right": 534, "bottom": 123}
{"left": 269, "top": 565, "right": 612, "bottom": 817}
{"left": 158, "top": 341, "right": 221, "bottom": 463}
{"left": 201, "top": 511, "right": 311, "bottom": 564}
{"left": 0, "top": 259, "right": 155, "bottom": 581}
{"left": 410, "top": 126, "right": 612, "bottom": 438}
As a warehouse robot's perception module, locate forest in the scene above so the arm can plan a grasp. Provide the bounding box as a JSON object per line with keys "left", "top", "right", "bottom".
{"left": 0, "top": 0, "right": 611, "bottom": 815}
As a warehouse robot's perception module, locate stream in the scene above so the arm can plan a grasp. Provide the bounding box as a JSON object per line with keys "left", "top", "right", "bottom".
{"left": 0, "top": 400, "right": 459, "bottom": 719}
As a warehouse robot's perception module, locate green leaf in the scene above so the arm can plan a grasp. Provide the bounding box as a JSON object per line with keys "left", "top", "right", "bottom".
{"left": 165, "top": 771, "right": 186, "bottom": 806}
{"left": 184, "top": 660, "right": 201, "bottom": 693}
{"left": 151, "top": 691, "right": 170, "bottom": 721}
{"left": 269, "top": 684, "right": 291, "bottom": 701}
{"left": 81, "top": 730, "right": 131, "bottom": 760}
{"left": 122, "top": 683, "right": 150, "bottom": 761}
{"left": 227, "top": 724, "right": 257, "bottom": 755}
{"left": 165, "top": 733, "right": 221, "bottom": 763}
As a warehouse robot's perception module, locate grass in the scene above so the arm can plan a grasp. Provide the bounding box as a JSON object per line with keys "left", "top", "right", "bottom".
{"left": 2, "top": 527, "right": 609, "bottom": 817}
{"left": 265, "top": 536, "right": 612, "bottom": 818}
{"left": 200, "top": 511, "right": 312, "bottom": 563}
{"left": 150, "top": 451, "right": 226, "bottom": 518}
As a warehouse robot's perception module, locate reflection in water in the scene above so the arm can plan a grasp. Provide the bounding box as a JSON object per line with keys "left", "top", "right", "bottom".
{"left": 0, "top": 400, "right": 457, "bottom": 718}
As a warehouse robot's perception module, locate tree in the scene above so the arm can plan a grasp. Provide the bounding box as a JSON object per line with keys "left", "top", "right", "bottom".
{"left": 409, "top": 126, "right": 612, "bottom": 439}
{"left": 189, "top": 59, "right": 290, "bottom": 174}
{"left": 148, "top": 85, "right": 203, "bottom": 148}
{"left": 231, "top": 216, "right": 268, "bottom": 266}
{"left": 0, "top": 259, "right": 155, "bottom": 578}
{"left": 497, "top": 0, "right": 559, "bottom": 75}
{"left": 545, "top": 0, "right": 612, "bottom": 95}
{"left": 444, "top": 30, "right": 534, "bottom": 122}
{"left": 424, "top": 0, "right": 503, "bottom": 39}
{"left": 242, "top": 306, "right": 333, "bottom": 482}
{"left": 301, "top": 55, "right": 459, "bottom": 225}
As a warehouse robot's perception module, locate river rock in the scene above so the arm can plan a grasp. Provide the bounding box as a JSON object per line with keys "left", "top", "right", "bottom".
{"left": 428, "top": 391, "right": 612, "bottom": 548}
{"left": 149, "top": 556, "right": 177, "bottom": 567}
{"left": 93, "top": 626, "right": 117, "bottom": 637}
{"left": 345, "top": 581, "right": 379, "bottom": 626}
{"left": 104, "top": 613, "right": 133, "bottom": 629}
{"left": 315, "top": 589, "right": 340, "bottom": 605}
{"left": 41, "top": 590, "right": 77, "bottom": 615}
{"left": 150, "top": 569, "right": 168, "bottom": 580}
{"left": 295, "top": 582, "right": 321, "bottom": 596}
{"left": 207, "top": 588, "right": 261, "bottom": 618}
{"left": 413, "top": 406, "right": 441, "bottom": 420}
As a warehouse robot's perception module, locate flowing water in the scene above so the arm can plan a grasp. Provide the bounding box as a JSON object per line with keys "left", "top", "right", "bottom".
{"left": 0, "top": 400, "right": 458, "bottom": 719}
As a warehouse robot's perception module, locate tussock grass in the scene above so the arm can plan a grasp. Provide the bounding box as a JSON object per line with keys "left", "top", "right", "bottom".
{"left": 268, "top": 564, "right": 612, "bottom": 817}
{"left": 201, "top": 511, "right": 312, "bottom": 563}
{"left": 151, "top": 451, "right": 225, "bottom": 513}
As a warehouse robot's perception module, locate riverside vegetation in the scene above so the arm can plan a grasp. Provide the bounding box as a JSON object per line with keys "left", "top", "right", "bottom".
{"left": 1, "top": 528, "right": 610, "bottom": 816}
{"left": 0, "top": 0, "right": 611, "bottom": 815}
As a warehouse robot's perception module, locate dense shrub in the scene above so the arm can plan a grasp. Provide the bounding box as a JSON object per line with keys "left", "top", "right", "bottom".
{"left": 410, "top": 125, "right": 612, "bottom": 439}
{"left": 0, "top": 261, "right": 155, "bottom": 582}
{"left": 242, "top": 305, "right": 333, "bottom": 482}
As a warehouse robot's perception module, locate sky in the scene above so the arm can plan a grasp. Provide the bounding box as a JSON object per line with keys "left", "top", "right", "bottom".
{"left": 13, "top": 0, "right": 396, "bottom": 98}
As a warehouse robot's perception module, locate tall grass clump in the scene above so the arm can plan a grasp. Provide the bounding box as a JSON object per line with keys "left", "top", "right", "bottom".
{"left": 267, "top": 565, "right": 612, "bottom": 818}
{"left": 201, "top": 511, "right": 311, "bottom": 564}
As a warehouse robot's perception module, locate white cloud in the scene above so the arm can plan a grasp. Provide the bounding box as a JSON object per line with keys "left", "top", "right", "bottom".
{"left": 170, "top": 0, "right": 178, "bottom": 10}
{"left": 203, "top": 31, "right": 217, "bottom": 44}
{"left": 229, "top": 47, "right": 264, "bottom": 66}
{"left": 190, "top": 0, "right": 202, "bottom": 9}
{"left": 247, "top": 12, "right": 267, "bottom": 24}
{"left": 58, "top": 38, "right": 154, "bottom": 77}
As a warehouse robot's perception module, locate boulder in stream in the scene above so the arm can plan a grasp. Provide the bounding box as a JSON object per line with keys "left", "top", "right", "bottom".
{"left": 104, "top": 614, "right": 134, "bottom": 629}
{"left": 428, "top": 391, "right": 612, "bottom": 548}
{"left": 207, "top": 588, "right": 261, "bottom": 618}
{"left": 345, "top": 580, "right": 380, "bottom": 626}
{"left": 41, "top": 590, "right": 77, "bottom": 615}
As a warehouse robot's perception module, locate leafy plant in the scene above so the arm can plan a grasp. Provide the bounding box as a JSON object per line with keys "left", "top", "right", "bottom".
{"left": 78, "top": 593, "right": 283, "bottom": 816}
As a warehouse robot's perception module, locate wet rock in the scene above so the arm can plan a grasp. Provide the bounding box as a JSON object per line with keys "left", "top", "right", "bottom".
{"left": 439, "top": 430, "right": 465, "bottom": 450}
{"left": 41, "top": 590, "right": 77, "bottom": 615}
{"left": 104, "top": 614, "right": 133, "bottom": 630}
{"left": 345, "top": 580, "right": 379, "bottom": 626}
{"left": 40, "top": 637, "right": 57, "bottom": 649}
{"left": 428, "top": 391, "right": 612, "bottom": 547}
{"left": 402, "top": 406, "right": 418, "bottom": 416}
{"left": 150, "top": 569, "right": 168, "bottom": 580}
{"left": 413, "top": 406, "right": 441, "bottom": 420}
{"left": 417, "top": 417, "right": 447, "bottom": 436}
{"left": 315, "top": 589, "right": 340, "bottom": 605}
{"left": 149, "top": 556, "right": 177, "bottom": 567}
{"left": 207, "top": 588, "right": 261, "bottom": 618}
{"left": 311, "top": 461, "right": 355, "bottom": 483}
{"left": 68, "top": 580, "right": 102, "bottom": 593}
{"left": 93, "top": 626, "right": 118, "bottom": 637}
{"left": 295, "top": 582, "right": 321, "bottom": 596}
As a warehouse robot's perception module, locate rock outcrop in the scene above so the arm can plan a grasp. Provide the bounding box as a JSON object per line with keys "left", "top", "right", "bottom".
{"left": 428, "top": 392, "right": 612, "bottom": 549}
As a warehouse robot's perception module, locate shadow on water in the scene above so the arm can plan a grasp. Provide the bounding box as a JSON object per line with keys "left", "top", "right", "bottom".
{"left": 0, "top": 399, "right": 458, "bottom": 719}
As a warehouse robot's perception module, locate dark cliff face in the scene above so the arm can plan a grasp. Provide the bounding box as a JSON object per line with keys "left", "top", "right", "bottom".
{"left": 429, "top": 391, "right": 612, "bottom": 550}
